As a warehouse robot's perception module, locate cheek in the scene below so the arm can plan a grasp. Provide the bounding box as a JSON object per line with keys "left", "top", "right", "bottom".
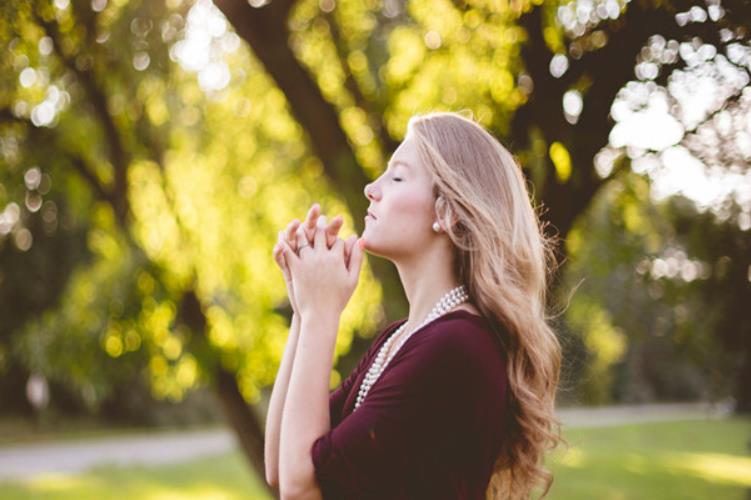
{"left": 388, "top": 190, "right": 434, "bottom": 225}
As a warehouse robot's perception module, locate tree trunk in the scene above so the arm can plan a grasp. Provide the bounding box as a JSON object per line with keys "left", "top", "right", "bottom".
{"left": 213, "top": 0, "right": 409, "bottom": 395}
{"left": 213, "top": 367, "right": 271, "bottom": 491}
{"left": 177, "top": 288, "right": 276, "bottom": 498}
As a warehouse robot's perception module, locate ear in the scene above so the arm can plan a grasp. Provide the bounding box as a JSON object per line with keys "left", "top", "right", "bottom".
{"left": 434, "top": 195, "right": 458, "bottom": 229}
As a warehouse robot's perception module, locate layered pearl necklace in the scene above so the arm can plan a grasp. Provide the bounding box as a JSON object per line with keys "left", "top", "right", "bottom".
{"left": 354, "top": 285, "right": 469, "bottom": 410}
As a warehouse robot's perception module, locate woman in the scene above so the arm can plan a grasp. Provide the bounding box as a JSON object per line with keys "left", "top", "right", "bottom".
{"left": 267, "top": 111, "right": 565, "bottom": 499}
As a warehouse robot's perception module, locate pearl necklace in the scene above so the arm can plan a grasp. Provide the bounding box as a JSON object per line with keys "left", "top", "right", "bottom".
{"left": 354, "top": 285, "right": 469, "bottom": 410}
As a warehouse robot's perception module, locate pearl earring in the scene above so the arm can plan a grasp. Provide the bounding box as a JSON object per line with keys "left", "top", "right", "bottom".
{"left": 432, "top": 221, "right": 441, "bottom": 232}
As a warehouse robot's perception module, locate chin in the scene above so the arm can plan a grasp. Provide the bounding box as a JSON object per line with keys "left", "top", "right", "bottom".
{"left": 360, "top": 236, "right": 385, "bottom": 257}
{"left": 360, "top": 236, "right": 373, "bottom": 252}
{"left": 360, "top": 239, "right": 401, "bottom": 261}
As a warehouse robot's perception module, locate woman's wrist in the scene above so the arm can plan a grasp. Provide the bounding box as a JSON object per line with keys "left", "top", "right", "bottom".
{"left": 299, "top": 309, "right": 341, "bottom": 338}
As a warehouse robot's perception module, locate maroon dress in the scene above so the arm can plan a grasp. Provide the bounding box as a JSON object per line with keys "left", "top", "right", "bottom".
{"left": 311, "top": 309, "right": 510, "bottom": 499}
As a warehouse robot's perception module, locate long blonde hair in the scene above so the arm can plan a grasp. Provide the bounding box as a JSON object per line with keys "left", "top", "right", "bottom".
{"left": 408, "top": 111, "right": 568, "bottom": 499}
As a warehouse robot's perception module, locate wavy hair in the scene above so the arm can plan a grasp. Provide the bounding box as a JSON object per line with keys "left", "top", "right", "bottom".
{"left": 407, "top": 111, "right": 568, "bottom": 499}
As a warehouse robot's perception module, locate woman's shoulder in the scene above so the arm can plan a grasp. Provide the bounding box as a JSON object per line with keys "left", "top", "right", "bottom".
{"left": 427, "top": 309, "right": 497, "bottom": 342}
{"left": 374, "top": 308, "right": 506, "bottom": 367}
{"left": 411, "top": 310, "right": 506, "bottom": 365}
{"left": 388, "top": 311, "right": 507, "bottom": 397}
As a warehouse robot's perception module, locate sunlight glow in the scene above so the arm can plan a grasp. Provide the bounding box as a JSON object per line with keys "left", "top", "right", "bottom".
{"left": 169, "top": 0, "right": 240, "bottom": 92}
{"left": 609, "top": 78, "right": 751, "bottom": 226}
{"left": 659, "top": 451, "right": 751, "bottom": 487}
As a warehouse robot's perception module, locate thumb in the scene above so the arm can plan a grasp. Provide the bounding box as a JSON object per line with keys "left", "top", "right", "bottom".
{"left": 348, "top": 237, "right": 365, "bottom": 279}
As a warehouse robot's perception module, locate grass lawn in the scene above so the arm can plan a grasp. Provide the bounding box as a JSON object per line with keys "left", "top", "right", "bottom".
{"left": 0, "top": 417, "right": 748, "bottom": 499}
{"left": 545, "top": 417, "right": 751, "bottom": 500}
{"left": 0, "top": 451, "right": 268, "bottom": 500}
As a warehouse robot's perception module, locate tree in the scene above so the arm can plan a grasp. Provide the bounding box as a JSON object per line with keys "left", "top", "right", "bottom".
{"left": 2, "top": 0, "right": 750, "bottom": 492}
{"left": 1, "top": 1, "right": 388, "bottom": 493}
{"left": 211, "top": 0, "right": 751, "bottom": 408}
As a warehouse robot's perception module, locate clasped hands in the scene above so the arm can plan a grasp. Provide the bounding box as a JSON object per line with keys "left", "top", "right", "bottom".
{"left": 272, "top": 203, "right": 364, "bottom": 320}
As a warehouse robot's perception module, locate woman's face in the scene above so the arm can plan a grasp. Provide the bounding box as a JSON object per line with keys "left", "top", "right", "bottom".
{"left": 362, "top": 134, "right": 437, "bottom": 259}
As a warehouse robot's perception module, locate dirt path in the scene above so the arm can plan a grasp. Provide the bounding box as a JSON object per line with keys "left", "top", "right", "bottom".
{"left": 0, "top": 428, "right": 234, "bottom": 481}
{"left": 556, "top": 400, "right": 734, "bottom": 428}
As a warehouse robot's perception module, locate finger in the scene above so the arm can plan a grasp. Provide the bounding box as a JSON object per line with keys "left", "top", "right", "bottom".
{"left": 279, "top": 253, "right": 292, "bottom": 282}
{"left": 332, "top": 237, "right": 345, "bottom": 259}
{"left": 277, "top": 234, "right": 292, "bottom": 268}
{"left": 285, "top": 219, "right": 300, "bottom": 239}
{"left": 285, "top": 220, "right": 301, "bottom": 251}
{"left": 313, "top": 219, "right": 327, "bottom": 249}
{"left": 305, "top": 203, "right": 320, "bottom": 227}
{"left": 304, "top": 203, "right": 321, "bottom": 240}
{"left": 347, "top": 237, "right": 365, "bottom": 278}
{"left": 273, "top": 239, "right": 283, "bottom": 265}
{"left": 279, "top": 237, "right": 300, "bottom": 272}
{"left": 343, "top": 234, "right": 356, "bottom": 267}
{"left": 275, "top": 232, "right": 285, "bottom": 261}
{"left": 325, "top": 215, "right": 344, "bottom": 247}
{"left": 295, "top": 227, "right": 311, "bottom": 254}
{"left": 275, "top": 233, "right": 291, "bottom": 276}
{"left": 274, "top": 247, "right": 292, "bottom": 284}
{"left": 316, "top": 214, "right": 330, "bottom": 247}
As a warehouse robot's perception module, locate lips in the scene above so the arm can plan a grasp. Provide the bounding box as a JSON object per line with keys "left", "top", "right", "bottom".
{"left": 366, "top": 210, "right": 377, "bottom": 220}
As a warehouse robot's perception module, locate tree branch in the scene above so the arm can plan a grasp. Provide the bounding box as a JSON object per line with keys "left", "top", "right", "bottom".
{"left": 323, "top": 9, "right": 400, "bottom": 154}
{"left": 32, "top": 6, "right": 130, "bottom": 225}
{"left": 68, "top": 154, "right": 116, "bottom": 206}
{"left": 0, "top": 106, "right": 26, "bottom": 126}
{"left": 213, "top": 0, "right": 373, "bottom": 225}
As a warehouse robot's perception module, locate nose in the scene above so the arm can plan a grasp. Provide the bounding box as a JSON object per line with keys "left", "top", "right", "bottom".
{"left": 364, "top": 180, "right": 380, "bottom": 201}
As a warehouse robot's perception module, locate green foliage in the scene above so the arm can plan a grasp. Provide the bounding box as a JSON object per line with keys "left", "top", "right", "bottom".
{"left": 2, "top": 0, "right": 747, "bottom": 427}
{"left": 1, "top": 0, "right": 383, "bottom": 412}
{"left": 561, "top": 170, "right": 741, "bottom": 404}
{"left": 565, "top": 294, "right": 626, "bottom": 404}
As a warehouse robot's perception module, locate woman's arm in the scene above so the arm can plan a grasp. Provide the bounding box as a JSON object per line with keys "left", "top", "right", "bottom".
{"left": 278, "top": 312, "right": 339, "bottom": 500}
{"left": 264, "top": 312, "right": 302, "bottom": 489}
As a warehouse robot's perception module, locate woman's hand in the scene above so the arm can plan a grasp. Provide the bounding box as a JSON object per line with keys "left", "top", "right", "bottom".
{"left": 289, "top": 203, "right": 358, "bottom": 264}
{"left": 272, "top": 203, "right": 358, "bottom": 314}
{"left": 279, "top": 211, "right": 364, "bottom": 321}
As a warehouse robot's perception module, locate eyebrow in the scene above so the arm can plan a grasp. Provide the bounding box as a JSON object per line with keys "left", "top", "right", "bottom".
{"left": 388, "top": 160, "right": 411, "bottom": 170}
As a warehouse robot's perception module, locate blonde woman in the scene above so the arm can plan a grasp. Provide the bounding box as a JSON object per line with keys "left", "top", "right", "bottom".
{"left": 267, "top": 111, "right": 565, "bottom": 499}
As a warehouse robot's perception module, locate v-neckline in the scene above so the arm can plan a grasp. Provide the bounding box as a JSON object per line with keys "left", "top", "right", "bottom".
{"left": 388, "top": 308, "right": 482, "bottom": 342}
{"left": 380, "top": 309, "right": 483, "bottom": 359}
{"left": 343, "top": 309, "right": 485, "bottom": 415}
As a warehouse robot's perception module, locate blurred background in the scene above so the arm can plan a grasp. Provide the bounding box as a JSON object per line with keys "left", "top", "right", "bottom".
{"left": 0, "top": 0, "right": 749, "bottom": 498}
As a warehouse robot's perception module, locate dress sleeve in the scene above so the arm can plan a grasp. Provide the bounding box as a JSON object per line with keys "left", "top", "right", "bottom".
{"left": 312, "top": 328, "right": 484, "bottom": 498}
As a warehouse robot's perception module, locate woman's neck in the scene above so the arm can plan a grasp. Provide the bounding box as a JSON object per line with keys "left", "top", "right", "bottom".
{"left": 393, "top": 233, "right": 465, "bottom": 328}
{"left": 400, "top": 272, "right": 465, "bottom": 327}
